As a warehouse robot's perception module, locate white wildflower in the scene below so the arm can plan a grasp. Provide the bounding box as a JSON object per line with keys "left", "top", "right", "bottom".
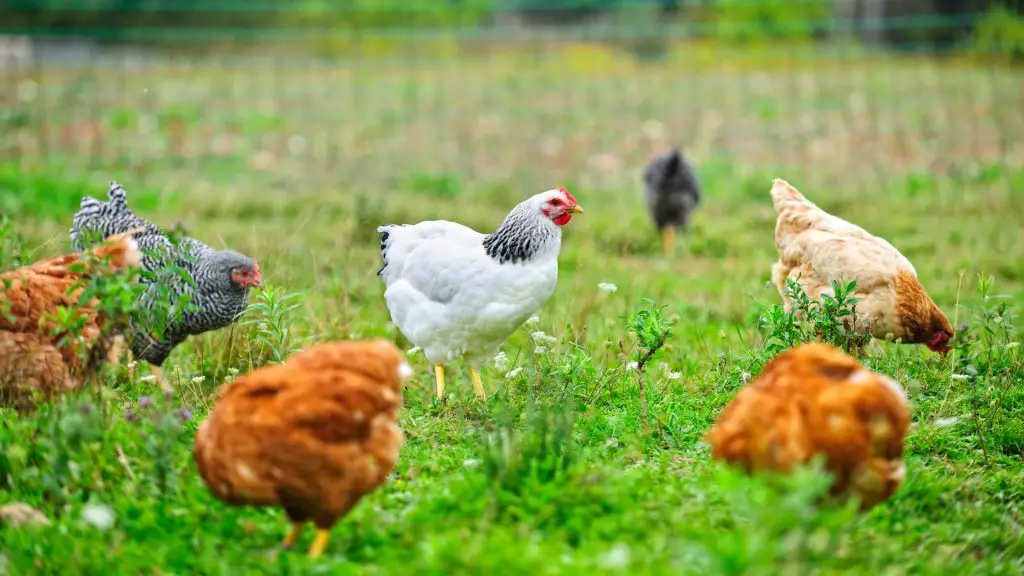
{"left": 741, "top": 371, "right": 752, "bottom": 383}
{"left": 1007, "top": 342, "right": 1020, "bottom": 349}
{"left": 406, "top": 346, "right": 422, "bottom": 356}
{"left": 227, "top": 367, "right": 239, "bottom": 376}
{"left": 951, "top": 374, "right": 971, "bottom": 381}
{"left": 463, "top": 459, "right": 481, "bottom": 469}
{"left": 598, "top": 543, "right": 630, "bottom": 569}
{"left": 191, "top": 376, "right": 205, "bottom": 384}
{"left": 493, "top": 351, "right": 510, "bottom": 372}
{"left": 126, "top": 361, "right": 137, "bottom": 370}
{"left": 139, "top": 375, "right": 156, "bottom": 383}
{"left": 625, "top": 361, "right": 638, "bottom": 371}
{"left": 667, "top": 371, "right": 682, "bottom": 380}
{"left": 598, "top": 282, "right": 618, "bottom": 293}
{"left": 505, "top": 367, "right": 524, "bottom": 379}
{"left": 526, "top": 314, "right": 540, "bottom": 326}
{"left": 604, "top": 437, "right": 620, "bottom": 448}
{"left": 531, "top": 331, "right": 557, "bottom": 344}
{"left": 81, "top": 503, "right": 115, "bottom": 531}
{"left": 934, "top": 416, "right": 961, "bottom": 429}
{"left": 534, "top": 346, "right": 548, "bottom": 355}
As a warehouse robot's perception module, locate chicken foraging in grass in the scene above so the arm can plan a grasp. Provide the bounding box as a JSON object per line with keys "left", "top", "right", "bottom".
{"left": 0, "top": 233, "right": 140, "bottom": 410}
{"left": 70, "top": 182, "right": 261, "bottom": 392}
{"left": 194, "top": 340, "right": 410, "bottom": 558}
{"left": 706, "top": 343, "right": 910, "bottom": 510}
{"left": 377, "top": 187, "right": 582, "bottom": 400}
{"left": 770, "top": 178, "right": 953, "bottom": 355}
{"left": 643, "top": 148, "right": 701, "bottom": 254}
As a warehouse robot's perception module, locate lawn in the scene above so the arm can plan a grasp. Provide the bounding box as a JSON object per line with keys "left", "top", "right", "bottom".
{"left": 1, "top": 40, "right": 1023, "bottom": 574}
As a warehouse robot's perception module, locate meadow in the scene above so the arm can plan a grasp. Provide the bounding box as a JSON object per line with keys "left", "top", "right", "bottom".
{"left": 1, "top": 40, "right": 1023, "bottom": 574}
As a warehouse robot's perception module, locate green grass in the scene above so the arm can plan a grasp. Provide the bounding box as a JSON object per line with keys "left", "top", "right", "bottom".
{"left": 1, "top": 42, "right": 1023, "bottom": 574}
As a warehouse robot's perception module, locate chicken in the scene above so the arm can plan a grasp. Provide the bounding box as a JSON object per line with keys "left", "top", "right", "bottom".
{"left": 70, "top": 182, "right": 262, "bottom": 391}
{"left": 706, "top": 343, "right": 910, "bottom": 509}
{"left": 643, "top": 149, "right": 701, "bottom": 254}
{"left": 0, "top": 232, "right": 140, "bottom": 410}
{"left": 194, "top": 339, "right": 411, "bottom": 558}
{"left": 377, "top": 187, "right": 583, "bottom": 400}
{"left": 770, "top": 178, "right": 953, "bottom": 354}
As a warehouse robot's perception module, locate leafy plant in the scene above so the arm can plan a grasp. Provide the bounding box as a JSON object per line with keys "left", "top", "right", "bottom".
{"left": 240, "top": 285, "right": 304, "bottom": 365}
{"left": 759, "top": 277, "right": 868, "bottom": 355}
{"left": 626, "top": 298, "right": 674, "bottom": 429}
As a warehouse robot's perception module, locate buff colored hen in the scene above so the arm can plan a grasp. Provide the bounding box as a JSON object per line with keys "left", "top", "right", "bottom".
{"left": 0, "top": 232, "right": 141, "bottom": 410}
{"left": 706, "top": 343, "right": 910, "bottom": 509}
{"left": 194, "top": 339, "right": 412, "bottom": 558}
{"left": 770, "top": 178, "right": 953, "bottom": 354}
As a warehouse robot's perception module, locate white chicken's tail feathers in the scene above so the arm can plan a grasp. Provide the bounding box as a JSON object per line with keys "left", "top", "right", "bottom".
{"left": 377, "top": 224, "right": 406, "bottom": 281}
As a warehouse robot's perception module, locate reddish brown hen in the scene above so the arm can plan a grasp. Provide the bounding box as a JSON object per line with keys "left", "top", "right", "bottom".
{"left": 706, "top": 343, "right": 910, "bottom": 509}
{"left": 0, "top": 232, "right": 140, "bottom": 409}
{"left": 194, "top": 339, "right": 411, "bottom": 558}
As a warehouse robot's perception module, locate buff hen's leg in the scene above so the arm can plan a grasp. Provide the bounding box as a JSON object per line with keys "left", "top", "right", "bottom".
{"left": 434, "top": 364, "right": 446, "bottom": 400}
{"left": 308, "top": 529, "right": 331, "bottom": 558}
{"left": 281, "top": 522, "right": 303, "bottom": 550}
{"left": 469, "top": 367, "right": 486, "bottom": 399}
{"left": 661, "top": 226, "right": 676, "bottom": 255}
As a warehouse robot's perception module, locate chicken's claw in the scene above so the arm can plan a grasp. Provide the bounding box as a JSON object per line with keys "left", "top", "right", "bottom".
{"left": 469, "top": 367, "right": 486, "bottom": 400}
{"left": 281, "top": 522, "right": 303, "bottom": 550}
{"left": 433, "top": 364, "right": 445, "bottom": 401}
{"left": 308, "top": 529, "right": 331, "bottom": 558}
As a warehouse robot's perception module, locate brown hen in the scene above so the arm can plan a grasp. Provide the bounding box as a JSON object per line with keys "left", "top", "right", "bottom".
{"left": 0, "top": 232, "right": 140, "bottom": 409}
{"left": 706, "top": 343, "right": 910, "bottom": 509}
{"left": 194, "top": 339, "right": 411, "bottom": 558}
{"left": 770, "top": 178, "right": 953, "bottom": 354}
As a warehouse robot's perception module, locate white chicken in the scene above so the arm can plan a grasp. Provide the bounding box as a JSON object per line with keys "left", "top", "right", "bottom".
{"left": 377, "top": 187, "right": 583, "bottom": 400}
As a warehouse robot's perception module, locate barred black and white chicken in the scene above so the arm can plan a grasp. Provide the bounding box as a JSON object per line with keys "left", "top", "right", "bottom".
{"left": 643, "top": 148, "right": 701, "bottom": 254}
{"left": 70, "top": 182, "right": 261, "bottom": 391}
{"left": 377, "top": 187, "right": 582, "bottom": 400}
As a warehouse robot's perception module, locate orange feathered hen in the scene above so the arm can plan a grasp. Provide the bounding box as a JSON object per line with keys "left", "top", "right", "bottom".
{"left": 0, "top": 232, "right": 140, "bottom": 410}
{"left": 770, "top": 178, "right": 953, "bottom": 354}
{"left": 194, "top": 340, "right": 411, "bottom": 558}
{"left": 706, "top": 343, "right": 910, "bottom": 509}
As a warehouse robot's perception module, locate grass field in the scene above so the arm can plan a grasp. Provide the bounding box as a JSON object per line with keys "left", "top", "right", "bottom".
{"left": 1, "top": 41, "right": 1023, "bottom": 574}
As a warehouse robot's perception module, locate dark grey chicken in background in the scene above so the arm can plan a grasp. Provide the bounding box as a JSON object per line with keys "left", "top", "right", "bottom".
{"left": 70, "top": 182, "right": 261, "bottom": 392}
{"left": 643, "top": 149, "right": 702, "bottom": 254}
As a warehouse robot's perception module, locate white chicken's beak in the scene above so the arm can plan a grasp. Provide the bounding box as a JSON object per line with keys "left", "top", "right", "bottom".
{"left": 568, "top": 204, "right": 584, "bottom": 214}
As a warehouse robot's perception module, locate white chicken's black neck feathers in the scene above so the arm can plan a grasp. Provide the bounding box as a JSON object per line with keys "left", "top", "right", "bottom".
{"left": 483, "top": 202, "right": 560, "bottom": 265}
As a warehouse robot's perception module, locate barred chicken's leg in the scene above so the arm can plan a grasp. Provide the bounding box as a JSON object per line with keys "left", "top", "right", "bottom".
{"left": 150, "top": 365, "right": 174, "bottom": 395}
{"left": 281, "top": 522, "right": 303, "bottom": 550}
{"left": 307, "top": 529, "right": 331, "bottom": 558}
{"left": 661, "top": 226, "right": 676, "bottom": 255}
{"left": 433, "top": 365, "right": 446, "bottom": 400}
{"left": 469, "top": 368, "right": 486, "bottom": 399}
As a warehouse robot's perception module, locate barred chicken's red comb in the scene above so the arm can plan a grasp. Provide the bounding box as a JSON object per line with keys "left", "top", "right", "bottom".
{"left": 558, "top": 186, "right": 577, "bottom": 205}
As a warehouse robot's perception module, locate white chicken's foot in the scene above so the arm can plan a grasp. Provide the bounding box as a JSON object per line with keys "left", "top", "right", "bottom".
{"left": 469, "top": 367, "right": 486, "bottom": 399}
{"left": 433, "top": 365, "right": 446, "bottom": 400}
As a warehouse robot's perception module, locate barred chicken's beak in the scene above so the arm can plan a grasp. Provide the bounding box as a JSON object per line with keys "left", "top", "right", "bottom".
{"left": 568, "top": 204, "right": 584, "bottom": 214}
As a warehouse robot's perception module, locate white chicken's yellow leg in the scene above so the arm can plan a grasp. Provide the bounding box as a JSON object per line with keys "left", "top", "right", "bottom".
{"left": 469, "top": 367, "right": 486, "bottom": 399}
{"left": 308, "top": 529, "right": 331, "bottom": 558}
{"left": 661, "top": 226, "right": 676, "bottom": 255}
{"left": 150, "top": 365, "right": 174, "bottom": 395}
{"left": 434, "top": 365, "right": 446, "bottom": 400}
{"left": 281, "top": 522, "right": 303, "bottom": 549}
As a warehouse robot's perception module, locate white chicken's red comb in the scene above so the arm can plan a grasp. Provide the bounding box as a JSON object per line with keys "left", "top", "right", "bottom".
{"left": 557, "top": 186, "right": 577, "bottom": 205}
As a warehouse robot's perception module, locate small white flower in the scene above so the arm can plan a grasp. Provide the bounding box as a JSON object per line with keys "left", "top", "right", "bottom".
{"left": 951, "top": 374, "right": 971, "bottom": 381}
{"left": 934, "top": 416, "right": 961, "bottom": 428}
{"left": 227, "top": 367, "right": 239, "bottom": 375}
{"left": 493, "top": 351, "right": 510, "bottom": 372}
{"left": 463, "top": 459, "right": 481, "bottom": 468}
{"left": 604, "top": 437, "right": 620, "bottom": 448}
{"left": 598, "top": 282, "right": 618, "bottom": 293}
{"left": 667, "top": 371, "right": 682, "bottom": 380}
{"left": 534, "top": 346, "right": 548, "bottom": 355}
{"left": 598, "top": 543, "right": 630, "bottom": 569}
{"left": 139, "top": 375, "right": 156, "bottom": 383}
{"left": 406, "top": 346, "right": 422, "bottom": 356}
{"left": 526, "top": 314, "right": 540, "bottom": 325}
{"left": 530, "top": 331, "right": 557, "bottom": 344}
{"left": 505, "top": 367, "right": 524, "bottom": 379}
{"left": 1007, "top": 342, "right": 1020, "bottom": 349}
{"left": 81, "top": 503, "right": 116, "bottom": 531}
{"left": 625, "top": 361, "right": 638, "bottom": 371}
{"left": 126, "top": 361, "right": 137, "bottom": 370}
{"left": 191, "top": 376, "right": 205, "bottom": 384}
{"left": 741, "top": 371, "right": 752, "bottom": 383}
